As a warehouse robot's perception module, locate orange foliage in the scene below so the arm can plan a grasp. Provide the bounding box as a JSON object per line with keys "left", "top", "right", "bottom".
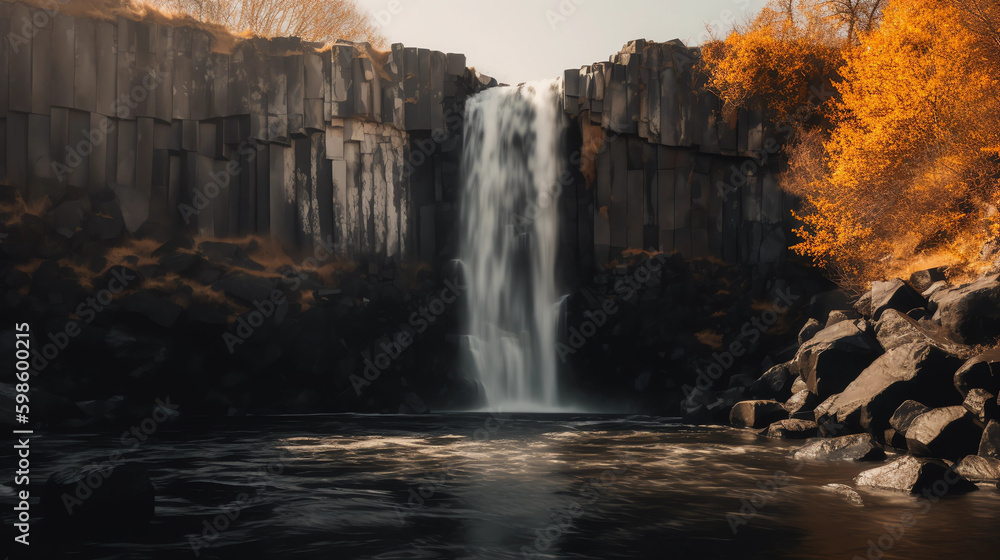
{"left": 788, "top": 0, "right": 1000, "bottom": 285}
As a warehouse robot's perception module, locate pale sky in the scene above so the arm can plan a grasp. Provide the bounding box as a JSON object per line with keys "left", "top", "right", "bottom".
{"left": 354, "top": 0, "right": 770, "bottom": 85}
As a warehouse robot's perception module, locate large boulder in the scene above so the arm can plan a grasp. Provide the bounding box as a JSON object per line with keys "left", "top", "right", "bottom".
{"left": 750, "top": 363, "right": 795, "bottom": 401}
{"left": 980, "top": 420, "right": 1000, "bottom": 458}
{"left": 765, "top": 419, "right": 819, "bottom": 439}
{"left": 854, "top": 456, "right": 978, "bottom": 494}
{"left": 798, "top": 318, "right": 823, "bottom": 346}
{"left": 42, "top": 464, "right": 154, "bottom": 530}
{"left": 784, "top": 389, "right": 821, "bottom": 419}
{"left": 906, "top": 406, "right": 984, "bottom": 460}
{"left": 909, "top": 268, "right": 947, "bottom": 293}
{"left": 889, "top": 400, "right": 931, "bottom": 437}
{"left": 815, "top": 343, "right": 962, "bottom": 435}
{"left": 954, "top": 349, "right": 1000, "bottom": 397}
{"left": 930, "top": 274, "right": 1000, "bottom": 344}
{"left": 729, "top": 400, "right": 788, "bottom": 429}
{"left": 792, "top": 434, "right": 886, "bottom": 462}
{"left": 791, "top": 320, "right": 882, "bottom": 398}
{"left": 874, "top": 309, "right": 970, "bottom": 357}
{"left": 871, "top": 279, "right": 926, "bottom": 321}
{"left": 825, "top": 310, "right": 858, "bottom": 329}
{"left": 963, "top": 389, "right": 999, "bottom": 426}
{"left": 954, "top": 455, "right": 1000, "bottom": 482}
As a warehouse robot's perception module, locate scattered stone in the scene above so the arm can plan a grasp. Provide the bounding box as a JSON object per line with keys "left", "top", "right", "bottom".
{"left": 793, "top": 434, "right": 886, "bottom": 462}
{"left": 963, "top": 389, "right": 999, "bottom": 426}
{"left": 906, "top": 406, "right": 984, "bottom": 460}
{"left": 980, "top": 420, "right": 1000, "bottom": 458}
{"left": 871, "top": 279, "right": 926, "bottom": 321}
{"left": 922, "top": 281, "right": 949, "bottom": 301}
{"left": 784, "top": 389, "right": 820, "bottom": 419}
{"left": 821, "top": 483, "right": 864, "bottom": 507}
{"left": 954, "top": 455, "right": 1000, "bottom": 483}
{"left": 909, "top": 268, "right": 947, "bottom": 293}
{"left": 825, "top": 310, "right": 857, "bottom": 329}
{"left": 729, "top": 400, "right": 789, "bottom": 429}
{"left": 766, "top": 418, "right": 819, "bottom": 439}
{"left": 889, "top": 400, "right": 931, "bottom": 436}
{"left": 750, "top": 363, "right": 794, "bottom": 401}
{"left": 798, "top": 318, "right": 823, "bottom": 345}
{"left": 120, "top": 293, "right": 183, "bottom": 328}
{"left": 854, "top": 456, "right": 977, "bottom": 494}
{"left": 854, "top": 291, "right": 873, "bottom": 318}
{"left": 874, "top": 309, "right": 970, "bottom": 357}
{"left": 931, "top": 274, "right": 1000, "bottom": 344}
{"left": 816, "top": 343, "right": 960, "bottom": 434}
{"left": 791, "top": 320, "right": 881, "bottom": 398}
{"left": 954, "top": 349, "right": 1000, "bottom": 397}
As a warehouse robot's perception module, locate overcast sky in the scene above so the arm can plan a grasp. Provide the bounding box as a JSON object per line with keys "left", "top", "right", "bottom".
{"left": 353, "top": 0, "right": 770, "bottom": 84}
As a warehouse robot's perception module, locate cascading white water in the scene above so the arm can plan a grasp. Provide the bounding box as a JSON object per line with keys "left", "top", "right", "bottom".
{"left": 459, "top": 80, "right": 564, "bottom": 412}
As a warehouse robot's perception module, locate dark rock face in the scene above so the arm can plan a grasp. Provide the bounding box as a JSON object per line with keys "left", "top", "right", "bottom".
{"left": 42, "top": 464, "right": 154, "bottom": 530}
{"left": 729, "top": 400, "right": 789, "bottom": 429}
{"left": 906, "top": 406, "right": 984, "bottom": 460}
{"left": 791, "top": 320, "right": 882, "bottom": 398}
{"left": 871, "top": 279, "right": 926, "bottom": 321}
{"left": 765, "top": 419, "right": 819, "bottom": 439}
{"left": 909, "top": 268, "right": 947, "bottom": 293}
{"left": 931, "top": 274, "right": 1000, "bottom": 344}
{"left": 889, "top": 400, "right": 931, "bottom": 436}
{"left": 980, "top": 420, "right": 1000, "bottom": 458}
{"left": 816, "top": 343, "right": 961, "bottom": 435}
{"left": 750, "top": 363, "right": 795, "bottom": 401}
{"left": 954, "top": 455, "right": 1000, "bottom": 482}
{"left": 792, "top": 434, "right": 886, "bottom": 462}
{"left": 963, "top": 389, "right": 999, "bottom": 426}
{"left": 874, "top": 309, "right": 970, "bottom": 357}
{"left": 954, "top": 349, "right": 1000, "bottom": 397}
{"left": 798, "top": 318, "right": 823, "bottom": 346}
{"left": 784, "top": 389, "right": 820, "bottom": 419}
{"left": 854, "top": 456, "right": 978, "bottom": 494}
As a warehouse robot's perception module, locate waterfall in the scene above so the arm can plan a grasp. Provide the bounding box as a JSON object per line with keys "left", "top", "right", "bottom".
{"left": 459, "top": 80, "right": 565, "bottom": 412}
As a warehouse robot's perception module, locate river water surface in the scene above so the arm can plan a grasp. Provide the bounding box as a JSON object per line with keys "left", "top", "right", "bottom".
{"left": 12, "top": 414, "right": 1000, "bottom": 559}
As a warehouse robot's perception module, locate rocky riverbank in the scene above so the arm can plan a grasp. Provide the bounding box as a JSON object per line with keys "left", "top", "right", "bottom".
{"left": 724, "top": 268, "right": 1000, "bottom": 492}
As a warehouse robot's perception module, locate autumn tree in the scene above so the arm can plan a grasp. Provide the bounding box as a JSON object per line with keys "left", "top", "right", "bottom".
{"left": 144, "top": 0, "right": 386, "bottom": 47}
{"left": 787, "top": 0, "right": 1000, "bottom": 284}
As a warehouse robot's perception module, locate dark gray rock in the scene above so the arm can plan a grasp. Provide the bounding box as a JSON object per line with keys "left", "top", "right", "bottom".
{"left": 399, "top": 392, "right": 430, "bottom": 414}
{"left": 793, "top": 434, "right": 886, "bottom": 462}
{"left": 954, "top": 349, "right": 1000, "bottom": 397}
{"left": 854, "top": 456, "right": 977, "bottom": 494}
{"left": 750, "top": 363, "right": 794, "bottom": 401}
{"left": 980, "top": 420, "right": 1000, "bottom": 458}
{"left": 198, "top": 240, "right": 265, "bottom": 271}
{"left": 826, "top": 310, "right": 858, "bottom": 329}
{"left": 158, "top": 252, "right": 202, "bottom": 274}
{"left": 889, "top": 400, "right": 931, "bottom": 436}
{"left": 871, "top": 279, "right": 926, "bottom": 321}
{"left": 954, "top": 455, "right": 1000, "bottom": 482}
{"left": 909, "top": 268, "right": 947, "bottom": 293}
{"left": 766, "top": 419, "right": 819, "bottom": 439}
{"left": 120, "top": 293, "right": 183, "bottom": 328}
{"left": 784, "top": 389, "right": 820, "bottom": 419}
{"left": 884, "top": 428, "right": 907, "bottom": 449}
{"left": 816, "top": 343, "right": 961, "bottom": 434}
{"left": 874, "top": 309, "right": 970, "bottom": 357}
{"left": 215, "top": 274, "right": 281, "bottom": 304}
{"left": 798, "top": 318, "right": 822, "bottom": 346}
{"left": 906, "top": 406, "right": 984, "bottom": 460}
{"left": 963, "top": 389, "right": 999, "bottom": 426}
{"left": 854, "top": 291, "right": 873, "bottom": 318}
{"left": 729, "top": 400, "right": 788, "bottom": 429}
{"left": 791, "top": 319, "right": 882, "bottom": 399}
{"left": 930, "top": 274, "right": 1000, "bottom": 344}
{"left": 42, "top": 464, "right": 154, "bottom": 530}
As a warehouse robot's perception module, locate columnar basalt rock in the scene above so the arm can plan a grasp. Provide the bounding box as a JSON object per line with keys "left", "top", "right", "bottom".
{"left": 561, "top": 39, "right": 790, "bottom": 271}
{"left": 0, "top": 1, "right": 494, "bottom": 264}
